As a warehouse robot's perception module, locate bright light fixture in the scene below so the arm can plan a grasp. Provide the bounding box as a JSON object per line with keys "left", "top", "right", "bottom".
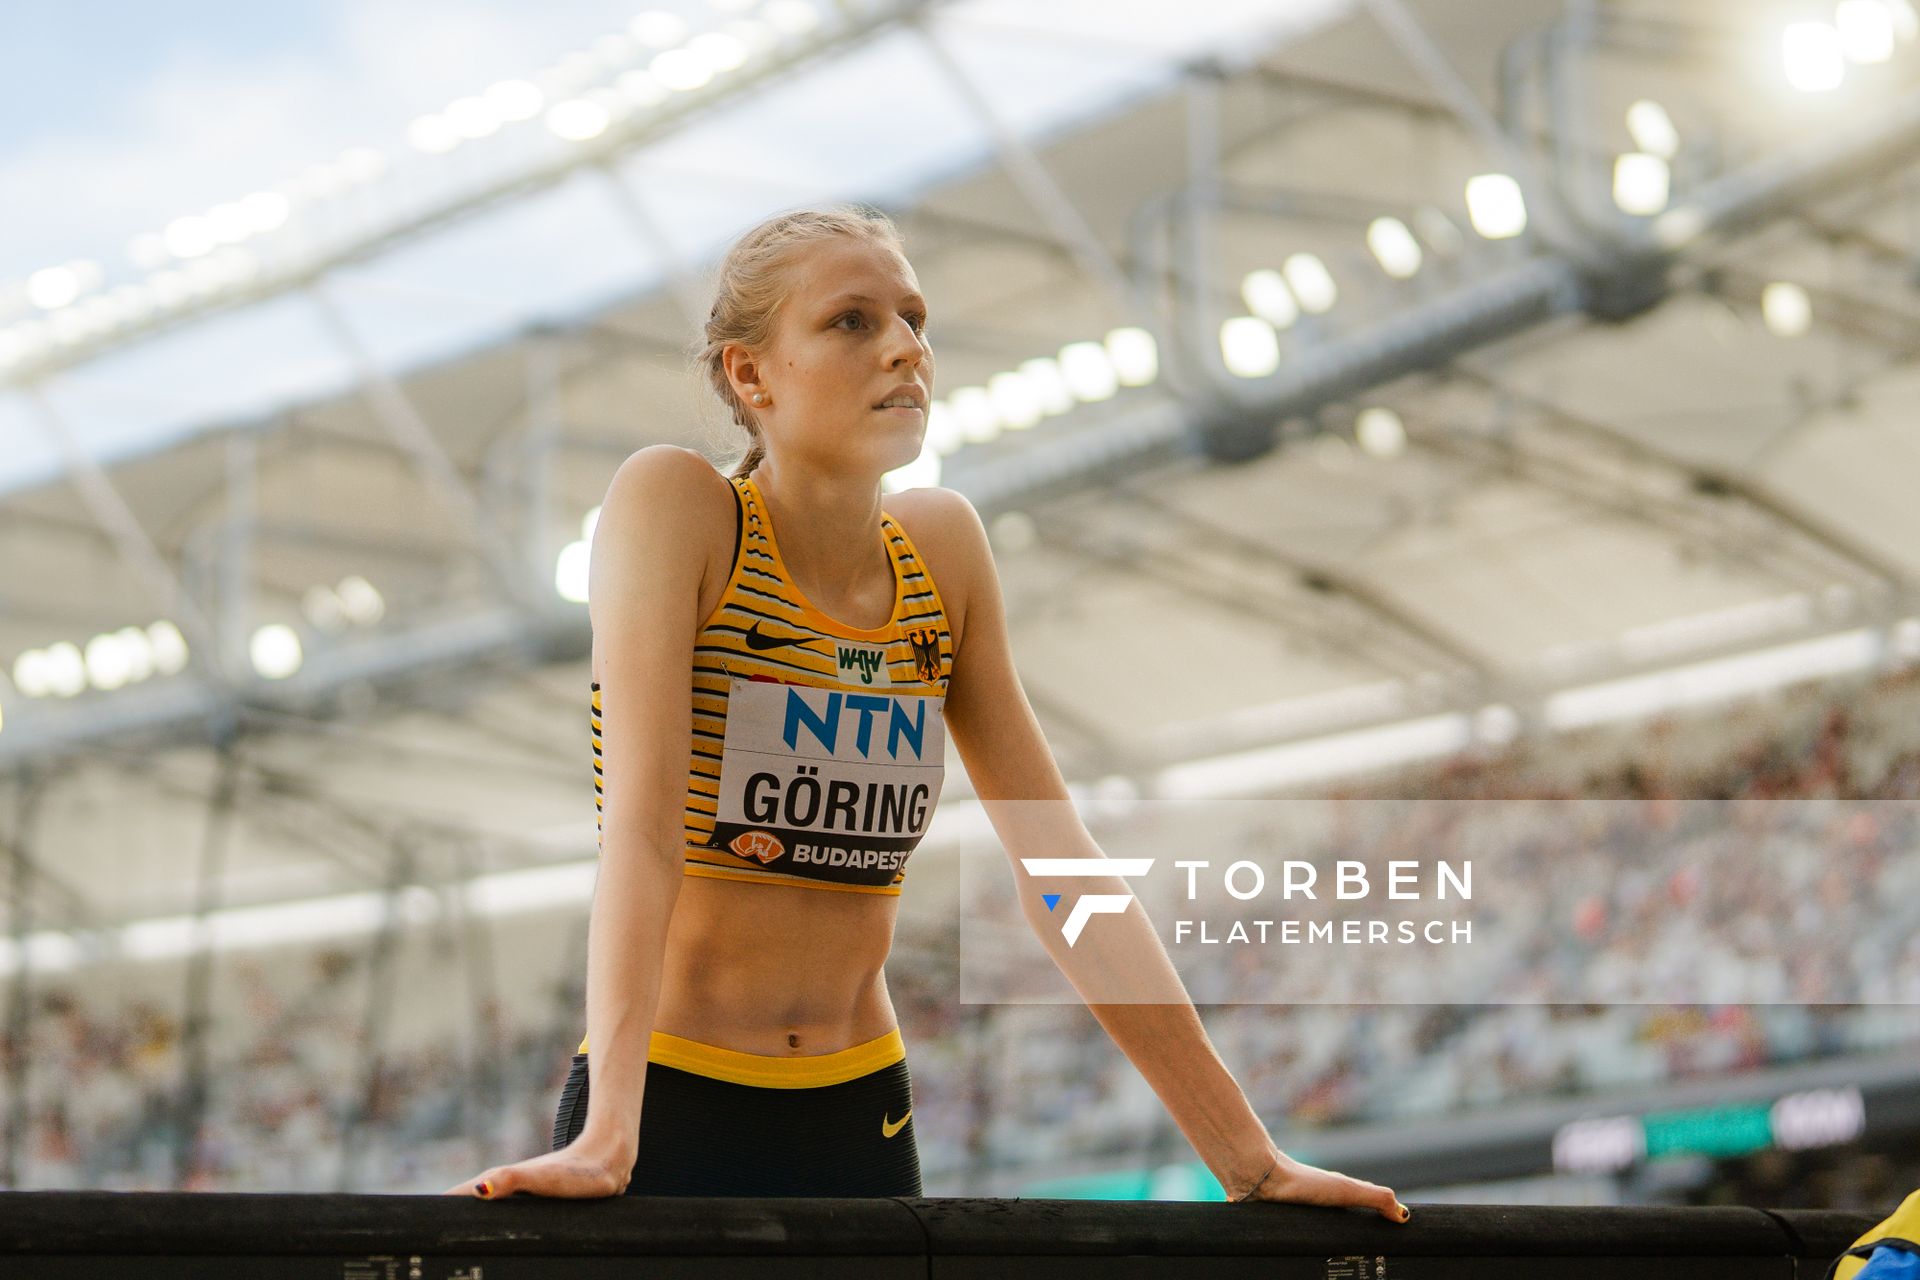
{"left": 148, "top": 621, "right": 188, "bottom": 675}
{"left": 949, "top": 387, "right": 1000, "bottom": 443}
{"left": 1366, "top": 216, "right": 1423, "bottom": 279}
{"left": 1240, "top": 269, "right": 1298, "bottom": 328}
{"left": 1465, "top": 173, "right": 1527, "bottom": 239}
{"left": 1762, "top": 281, "right": 1812, "bottom": 336}
{"left": 1625, "top": 99, "right": 1679, "bottom": 159}
{"left": 1612, "top": 152, "right": 1670, "bottom": 215}
{"left": 1783, "top": 22, "right": 1846, "bottom": 91}
{"left": 1837, "top": 0, "right": 1896, "bottom": 62}
{"left": 651, "top": 48, "right": 712, "bottom": 91}
{"left": 336, "top": 575, "right": 385, "bottom": 626}
{"left": 1219, "top": 316, "right": 1280, "bottom": 378}
{"left": 250, "top": 625, "right": 304, "bottom": 680}
{"left": 1018, "top": 357, "right": 1073, "bottom": 415}
{"left": 1356, "top": 406, "right": 1406, "bottom": 458}
{"left": 926, "top": 402, "right": 964, "bottom": 454}
{"left": 1104, "top": 327, "right": 1157, "bottom": 386}
{"left": 546, "top": 99, "right": 611, "bottom": 141}
{"left": 555, "top": 541, "right": 591, "bottom": 604}
{"left": 988, "top": 370, "right": 1041, "bottom": 430}
{"left": 408, "top": 114, "right": 460, "bottom": 154}
{"left": 1283, "top": 253, "right": 1338, "bottom": 312}
{"left": 1059, "top": 340, "right": 1119, "bottom": 400}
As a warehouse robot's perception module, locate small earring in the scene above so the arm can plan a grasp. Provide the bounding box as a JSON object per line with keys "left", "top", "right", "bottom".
{"left": 751, "top": 391, "right": 767, "bottom": 405}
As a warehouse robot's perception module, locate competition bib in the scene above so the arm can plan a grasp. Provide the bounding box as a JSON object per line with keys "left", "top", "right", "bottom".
{"left": 707, "top": 674, "right": 946, "bottom": 887}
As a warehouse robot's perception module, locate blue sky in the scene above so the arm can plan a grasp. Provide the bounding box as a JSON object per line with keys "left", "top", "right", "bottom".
{"left": 0, "top": 0, "right": 1342, "bottom": 495}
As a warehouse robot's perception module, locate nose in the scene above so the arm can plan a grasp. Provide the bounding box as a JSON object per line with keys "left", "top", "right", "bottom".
{"left": 885, "top": 315, "right": 925, "bottom": 368}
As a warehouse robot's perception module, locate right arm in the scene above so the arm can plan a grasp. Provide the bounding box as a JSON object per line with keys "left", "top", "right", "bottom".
{"left": 571, "top": 445, "right": 719, "bottom": 1169}
{"left": 443, "top": 446, "right": 720, "bottom": 1198}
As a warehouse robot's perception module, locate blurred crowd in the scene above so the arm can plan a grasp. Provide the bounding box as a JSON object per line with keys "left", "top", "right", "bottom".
{"left": 4, "top": 667, "right": 1919, "bottom": 1198}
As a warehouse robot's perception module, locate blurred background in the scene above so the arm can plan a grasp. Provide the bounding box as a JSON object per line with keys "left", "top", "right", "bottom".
{"left": 2, "top": 0, "right": 1918, "bottom": 1210}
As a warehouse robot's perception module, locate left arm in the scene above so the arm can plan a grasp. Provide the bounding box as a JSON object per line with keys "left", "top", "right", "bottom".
{"left": 918, "top": 488, "right": 1405, "bottom": 1219}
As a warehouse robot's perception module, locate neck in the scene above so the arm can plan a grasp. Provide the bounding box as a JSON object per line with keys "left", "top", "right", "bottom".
{"left": 750, "top": 459, "right": 889, "bottom": 593}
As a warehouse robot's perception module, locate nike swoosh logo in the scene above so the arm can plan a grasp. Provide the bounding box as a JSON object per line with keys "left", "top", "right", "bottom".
{"left": 744, "top": 621, "right": 820, "bottom": 652}
{"left": 881, "top": 1109, "right": 911, "bottom": 1138}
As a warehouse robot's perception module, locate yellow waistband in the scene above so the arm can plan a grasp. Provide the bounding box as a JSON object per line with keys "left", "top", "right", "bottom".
{"left": 574, "top": 1027, "right": 905, "bottom": 1088}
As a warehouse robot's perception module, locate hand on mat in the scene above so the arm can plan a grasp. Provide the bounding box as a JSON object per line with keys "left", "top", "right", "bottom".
{"left": 443, "top": 1139, "right": 634, "bottom": 1199}
{"left": 1240, "top": 1151, "right": 1410, "bottom": 1223}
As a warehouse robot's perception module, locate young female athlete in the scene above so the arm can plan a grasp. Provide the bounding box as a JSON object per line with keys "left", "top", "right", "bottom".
{"left": 444, "top": 205, "right": 1408, "bottom": 1219}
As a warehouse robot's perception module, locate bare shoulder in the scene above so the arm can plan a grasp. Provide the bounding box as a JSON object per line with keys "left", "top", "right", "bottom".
{"left": 605, "top": 443, "right": 732, "bottom": 523}
{"left": 590, "top": 445, "right": 734, "bottom": 629}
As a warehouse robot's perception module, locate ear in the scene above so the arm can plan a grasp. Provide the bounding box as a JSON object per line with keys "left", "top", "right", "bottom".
{"left": 721, "top": 342, "right": 761, "bottom": 397}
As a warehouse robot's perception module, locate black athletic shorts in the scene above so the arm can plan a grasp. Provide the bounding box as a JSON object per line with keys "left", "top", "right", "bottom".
{"left": 551, "top": 1027, "right": 921, "bottom": 1196}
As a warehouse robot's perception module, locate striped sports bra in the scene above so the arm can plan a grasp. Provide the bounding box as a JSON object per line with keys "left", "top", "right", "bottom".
{"left": 591, "top": 470, "right": 952, "bottom": 896}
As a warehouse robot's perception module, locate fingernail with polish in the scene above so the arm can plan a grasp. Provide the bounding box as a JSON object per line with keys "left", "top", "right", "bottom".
{"left": 476, "top": 1181, "right": 492, "bottom": 1197}
{"left": 1396, "top": 1202, "right": 1410, "bottom": 1221}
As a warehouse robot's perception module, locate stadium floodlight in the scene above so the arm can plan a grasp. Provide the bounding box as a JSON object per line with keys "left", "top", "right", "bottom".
{"left": 763, "top": 0, "right": 822, "bottom": 36}
{"left": 1837, "top": 0, "right": 1896, "bottom": 62}
{"left": 988, "top": 370, "right": 1042, "bottom": 430}
{"left": 1626, "top": 99, "right": 1680, "bottom": 159}
{"left": 555, "top": 541, "right": 591, "bottom": 604}
{"left": 595, "top": 33, "right": 635, "bottom": 68}
{"left": 631, "top": 9, "right": 688, "bottom": 46}
{"left": 239, "top": 191, "right": 290, "bottom": 233}
{"left": 127, "top": 232, "right": 170, "bottom": 270}
{"left": 43, "top": 642, "right": 86, "bottom": 697}
{"left": 949, "top": 386, "right": 1001, "bottom": 443}
{"left": 1059, "top": 340, "right": 1120, "bottom": 400}
{"left": 1356, "top": 405, "right": 1406, "bottom": 458}
{"left": 485, "top": 79, "right": 544, "bottom": 122}
{"left": 1283, "top": 253, "right": 1338, "bottom": 313}
{"left": 1895, "top": 0, "right": 1920, "bottom": 41}
{"left": 1783, "top": 22, "right": 1846, "bottom": 91}
{"left": 546, "top": 98, "right": 612, "bottom": 141}
{"left": 582, "top": 505, "right": 602, "bottom": 541}
{"left": 617, "top": 69, "right": 668, "bottom": 106}
{"left": 723, "top": 19, "right": 775, "bottom": 58}
{"left": 336, "top": 147, "right": 387, "bottom": 184}
{"left": 1762, "top": 281, "right": 1813, "bottom": 336}
{"left": 250, "top": 624, "right": 304, "bottom": 680}
{"left": 207, "top": 202, "right": 253, "bottom": 245}
{"left": 926, "top": 402, "right": 964, "bottom": 454}
{"left": 12, "top": 650, "right": 50, "bottom": 698}
{"left": 147, "top": 621, "right": 188, "bottom": 675}
{"left": 84, "top": 631, "right": 135, "bottom": 691}
{"left": 336, "top": 575, "right": 386, "bottom": 626}
{"left": 446, "top": 96, "right": 501, "bottom": 140}
{"left": 1613, "top": 152, "right": 1671, "bottom": 215}
{"left": 1018, "top": 357, "right": 1073, "bottom": 415}
{"left": 26, "top": 265, "right": 84, "bottom": 310}
{"left": 1219, "top": 316, "right": 1280, "bottom": 378}
{"left": 408, "top": 114, "right": 460, "bottom": 154}
{"left": 148, "top": 270, "right": 189, "bottom": 308}
{"left": 689, "top": 31, "right": 749, "bottom": 72}
{"left": 1366, "top": 216, "right": 1422, "bottom": 279}
{"left": 1104, "top": 327, "right": 1157, "bottom": 386}
{"left": 651, "top": 47, "right": 712, "bottom": 91}
{"left": 115, "top": 626, "right": 155, "bottom": 683}
{"left": 1465, "top": 173, "right": 1527, "bottom": 238}
{"left": 1240, "top": 268, "right": 1299, "bottom": 328}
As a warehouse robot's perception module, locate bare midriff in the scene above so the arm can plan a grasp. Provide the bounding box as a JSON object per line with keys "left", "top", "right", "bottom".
{"left": 650, "top": 869, "right": 902, "bottom": 1057}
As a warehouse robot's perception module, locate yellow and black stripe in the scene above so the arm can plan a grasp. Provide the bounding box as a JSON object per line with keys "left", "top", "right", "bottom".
{"left": 590, "top": 471, "right": 951, "bottom": 892}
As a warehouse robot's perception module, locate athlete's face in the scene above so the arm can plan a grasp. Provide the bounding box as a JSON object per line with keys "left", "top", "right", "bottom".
{"left": 740, "top": 237, "right": 933, "bottom": 476}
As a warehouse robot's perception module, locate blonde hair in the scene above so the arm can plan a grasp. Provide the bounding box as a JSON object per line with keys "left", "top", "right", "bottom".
{"left": 692, "top": 204, "right": 907, "bottom": 478}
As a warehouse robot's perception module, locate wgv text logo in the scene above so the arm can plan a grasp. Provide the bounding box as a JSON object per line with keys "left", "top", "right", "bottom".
{"left": 1019, "top": 858, "right": 1155, "bottom": 946}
